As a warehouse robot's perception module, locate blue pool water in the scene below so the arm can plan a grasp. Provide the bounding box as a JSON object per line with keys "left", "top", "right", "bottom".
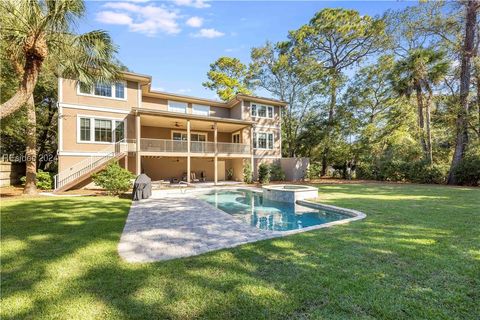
{"left": 198, "top": 189, "right": 349, "bottom": 231}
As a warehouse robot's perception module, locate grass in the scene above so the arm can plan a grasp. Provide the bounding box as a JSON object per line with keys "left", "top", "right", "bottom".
{"left": 1, "top": 183, "right": 479, "bottom": 319}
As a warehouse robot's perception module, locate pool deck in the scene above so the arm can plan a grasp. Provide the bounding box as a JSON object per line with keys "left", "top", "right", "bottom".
{"left": 118, "top": 191, "right": 281, "bottom": 262}
{"left": 118, "top": 187, "right": 366, "bottom": 263}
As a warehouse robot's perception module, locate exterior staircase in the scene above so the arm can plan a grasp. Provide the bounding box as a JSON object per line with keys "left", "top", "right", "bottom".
{"left": 53, "top": 141, "right": 128, "bottom": 193}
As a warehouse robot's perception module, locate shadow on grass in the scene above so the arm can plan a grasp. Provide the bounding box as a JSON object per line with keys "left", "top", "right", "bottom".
{"left": 2, "top": 184, "right": 479, "bottom": 319}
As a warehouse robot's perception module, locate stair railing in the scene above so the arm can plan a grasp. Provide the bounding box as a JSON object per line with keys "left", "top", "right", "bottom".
{"left": 54, "top": 139, "right": 127, "bottom": 190}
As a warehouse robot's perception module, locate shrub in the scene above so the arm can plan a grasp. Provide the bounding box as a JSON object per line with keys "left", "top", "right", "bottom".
{"left": 92, "top": 162, "right": 134, "bottom": 195}
{"left": 355, "top": 163, "right": 378, "bottom": 180}
{"left": 269, "top": 164, "right": 285, "bottom": 181}
{"left": 20, "top": 170, "right": 54, "bottom": 190}
{"left": 243, "top": 162, "right": 253, "bottom": 184}
{"left": 306, "top": 163, "right": 322, "bottom": 180}
{"left": 258, "top": 163, "right": 271, "bottom": 184}
{"left": 453, "top": 155, "right": 480, "bottom": 186}
{"left": 377, "top": 160, "right": 408, "bottom": 181}
{"left": 407, "top": 161, "right": 448, "bottom": 184}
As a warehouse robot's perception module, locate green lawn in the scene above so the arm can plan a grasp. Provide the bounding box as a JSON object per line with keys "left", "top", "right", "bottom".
{"left": 1, "top": 184, "right": 479, "bottom": 319}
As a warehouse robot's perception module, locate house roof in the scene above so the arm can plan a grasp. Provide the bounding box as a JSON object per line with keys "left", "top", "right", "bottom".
{"left": 121, "top": 71, "right": 288, "bottom": 108}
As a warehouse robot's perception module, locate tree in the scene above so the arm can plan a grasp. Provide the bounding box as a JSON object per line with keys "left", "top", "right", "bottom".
{"left": 0, "top": 0, "right": 120, "bottom": 194}
{"left": 291, "top": 8, "right": 387, "bottom": 175}
{"left": 346, "top": 56, "right": 398, "bottom": 126}
{"left": 1, "top": 60, "right": 58, "bottom": 170}
{"left": 448, "top": 0, "right": 480, "bottom": 184}
{"left": 250, "top": 41, "right": 325, "bottom": 157}
{"left": 390, "top": 48, "right": 449, "bottom": 164}
{"left": 202, "top": 57, "right": 252, "bottom": 101}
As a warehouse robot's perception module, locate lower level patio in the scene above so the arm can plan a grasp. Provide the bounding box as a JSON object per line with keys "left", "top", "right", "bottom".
{"left": 118, "top": 193, "right": 279, "bottom": 262}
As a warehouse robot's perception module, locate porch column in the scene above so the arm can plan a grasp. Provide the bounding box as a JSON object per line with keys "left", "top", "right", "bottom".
{"left": 187, "top": 120, "right": 191, "bottom": 184}
{"left": 214, "top": 122, "right": 218, "bottom": 185}
{"left": 250, "top": 126, "right": 254, "bottom": 178}
{"left": 135, "top": 113, "right": 141, "bottom": 175}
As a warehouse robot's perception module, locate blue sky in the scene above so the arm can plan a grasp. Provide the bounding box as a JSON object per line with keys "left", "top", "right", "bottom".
{"left": 81, "top": 0, "right": 415, "bottom": 100}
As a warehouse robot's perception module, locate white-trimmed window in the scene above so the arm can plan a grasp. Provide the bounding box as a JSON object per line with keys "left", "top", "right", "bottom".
{"left": 168, "top": 101, "right": 187, "bottom": 113}
{"left": 78, "top": 116, "right": 125, "bottom": 143}
{"left": 192, "top": 104, "right": 210, "bottom": 116}
{"left": 77, "top": 81, "right": 126, "bottom": 100}
{"left": 79, "top": 118, "right": 91, "bottom": 141}
{"left": 94, "top": 119, "right": 112, "bottom": 142}
{"left": 172, "top": 131, "right": 207, "bottom": 141}
{"left": 253, "top": 131, "right": 274, "bottom": 149}
{"left": 251, "top": 104, "right": 273, "bottom": 119}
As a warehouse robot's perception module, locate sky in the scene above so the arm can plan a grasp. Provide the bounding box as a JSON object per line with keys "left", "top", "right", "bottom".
{"left": 81, "top": 0, "right": 416, "bottom": 100}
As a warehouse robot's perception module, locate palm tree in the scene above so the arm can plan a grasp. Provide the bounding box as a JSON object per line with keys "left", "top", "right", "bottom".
{"left": 0, "top": 0, "right": 120, "bottom": 194}
{"left": 390, "top": 48, "right": 449, "bottom": 164}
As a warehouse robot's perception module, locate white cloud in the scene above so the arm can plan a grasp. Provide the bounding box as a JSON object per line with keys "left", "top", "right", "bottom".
{"left": 186, "top": 16, "right": 203, "bottom": 28}
{"left": 177, "top": 88, "right": 192, "bottom": 93}
{"left": 173, "top": 0, "right": 210, "bottom": 9}
{"left": 96, "top": 11, "right": 133, "bottom": 25}
{"left": 192, "top": 28, "right": 224, "bottom": 38}
{"left": 96, "top": 2, "right": 181, "bottom": 36}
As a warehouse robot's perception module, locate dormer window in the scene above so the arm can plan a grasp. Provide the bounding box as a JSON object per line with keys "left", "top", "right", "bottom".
{"left": 77, "top": 81, "right": 126, "bottom": 100}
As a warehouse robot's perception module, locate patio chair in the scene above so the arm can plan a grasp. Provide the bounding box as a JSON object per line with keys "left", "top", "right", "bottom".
{"left": 199, "top": 171, "right": 207, "bottom": 182}
{"left": 191, "top": 172, "right": 200, "bottom": 183}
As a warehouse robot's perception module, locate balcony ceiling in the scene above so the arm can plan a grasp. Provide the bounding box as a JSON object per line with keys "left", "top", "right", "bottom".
{"left": 140, "top": 115, "right": 248, "bottom": 132}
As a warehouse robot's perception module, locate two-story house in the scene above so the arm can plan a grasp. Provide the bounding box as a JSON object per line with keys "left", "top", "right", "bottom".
{"left": 55, "top": 71, "right": 287, "bottom": 191}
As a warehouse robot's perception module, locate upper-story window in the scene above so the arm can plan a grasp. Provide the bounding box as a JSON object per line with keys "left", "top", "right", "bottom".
{"left": 168, "top": 101, "right": 187, "bottom": 113}
{"left": 78, "top": 116, "right": 125, "bottom": 144}
{"left": 78, "top": 81, "right": 126, "bottom": 100}
{"left": 192, "top": 104, "right": 210, "bottom": 116}
{"left": 251, "top": 104, "right": 274, "bottom": 119}
{"left": 253, "top": 131, "right": 274, "bottom": 149}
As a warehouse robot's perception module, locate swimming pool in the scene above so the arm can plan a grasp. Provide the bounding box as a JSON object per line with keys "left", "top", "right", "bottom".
{"left": 198, "top": 189, "right": 350, "bottom": 232}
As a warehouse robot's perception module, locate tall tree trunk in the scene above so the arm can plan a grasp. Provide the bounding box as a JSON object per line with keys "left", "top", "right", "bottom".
{"left": 425, "top": 87, "right": 434, "bottom": 165}
{"left": 448, "top": 1, "right": 478, "bottom": 184}
{"left": 475, "top": 60, "right": 480, "bottom": 139}
{"left": 37, "top": 99, "right": 57, "bottom": 170}
{"left": 321, "top": 73, "right": 338, "bottom": 176}
{"left": 475, "top": 36, "right": 480, "bottom": 139}
{"left": 1, "top": 53, "right": 43, "bottom": 119}
{"left": 23, "top": 95, "right": 37, "bottom": 195}
{"left": 415, "top": 82, "right": 429, "bottom": 158}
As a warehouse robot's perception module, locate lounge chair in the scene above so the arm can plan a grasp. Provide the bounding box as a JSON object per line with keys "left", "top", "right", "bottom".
{"left": 191, "top": 172, "right": 200, "bottom": 182}
{"left": 199, "top": 171, "right": 207, "bottom": 182}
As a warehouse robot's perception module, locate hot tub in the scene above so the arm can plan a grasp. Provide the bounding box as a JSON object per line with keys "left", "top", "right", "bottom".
{"left": 262, "top": 184, "right": 318, "bottom": 203}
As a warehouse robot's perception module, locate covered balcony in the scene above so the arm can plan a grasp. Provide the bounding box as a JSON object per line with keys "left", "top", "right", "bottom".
{"left": 130, "top": 109, "right": 255, "bottom": 184}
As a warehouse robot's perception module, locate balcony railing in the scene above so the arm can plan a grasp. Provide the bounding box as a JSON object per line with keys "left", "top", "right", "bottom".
{"left": 135, "top": 138, "right": 251, "bottom": 155}
{"left": 140, "top": 139, "right": 188, "bottom": 153}
{"left": 217, "top": 142, "right": 250, "bottom": 154}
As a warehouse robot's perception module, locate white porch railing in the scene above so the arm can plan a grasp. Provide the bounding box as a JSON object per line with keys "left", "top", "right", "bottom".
{"left": 54, "top": 140, "right": 127, "bottom": 190}
{"left": 140, "top": 138, "right": 188, "bottom": 153}
{"left": 217, "top": 141, "right": 251, "bottom": 154}
{"left": 138, "top": 138, "right": 250, "bottom": 155}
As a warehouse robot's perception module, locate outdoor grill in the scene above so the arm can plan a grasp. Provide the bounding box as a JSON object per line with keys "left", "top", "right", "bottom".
{"left": 132, "top": 174, "right": 152, "bottom": 200}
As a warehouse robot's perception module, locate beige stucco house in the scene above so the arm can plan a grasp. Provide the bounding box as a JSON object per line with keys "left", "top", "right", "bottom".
{"left": 55, "top": 71, "right": 289, "bottom": 191}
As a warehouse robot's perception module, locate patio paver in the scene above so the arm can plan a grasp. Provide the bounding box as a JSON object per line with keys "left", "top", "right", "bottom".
{"left": 118, "top": 196, "right": 280, "bottom": 262}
